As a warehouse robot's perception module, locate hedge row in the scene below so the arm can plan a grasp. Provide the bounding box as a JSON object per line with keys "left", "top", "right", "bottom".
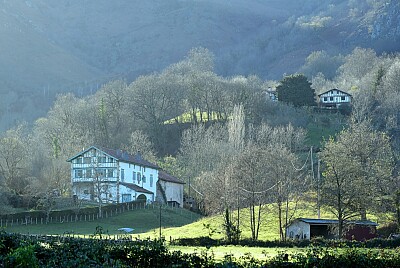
{"left": 171, "top": 236, "right": 400, "bottom": 249}
{"left": 1, "top": 231, "right": 400, "bottom": 267}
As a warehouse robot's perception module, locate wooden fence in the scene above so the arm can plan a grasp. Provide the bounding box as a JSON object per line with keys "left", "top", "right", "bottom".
{"left": 0, "top": 201, "right": 160, "bottom": 228}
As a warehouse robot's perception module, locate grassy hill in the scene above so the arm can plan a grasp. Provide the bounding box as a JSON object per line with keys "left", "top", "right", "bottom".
{"left": 4, "top": 206, "right": 201, "bottom": 237}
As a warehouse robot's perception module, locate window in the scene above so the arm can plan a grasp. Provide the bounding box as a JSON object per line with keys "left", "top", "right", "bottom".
{"left": 83, "top": 189, "right": 89, "bottom": 195}
{"left": 143, "top": 167, "right": 146, "bottom": 172}
{"left": 137, "top": 172, "right": 141, "bottom": 183}
{"left": 323, "top": 97, "right": 327, "bottom": 102}
{"left": 133, "top": 171, "right": 136, "bottom": 182}
{"left": 122, "top": 194, "right": 132, "bottom": 202}
{"left": 83, "top": 157, "right": 91, "bottom": 164}
{"left": 329, "top": 97, "right": 333, "bottom": 101}
{"left": 142, "top": 175, "right": 146, "bottom": 183}
{"left": 108, "top": 157, "right": 115, "bottom": 163}
{"left": 107, "top": 169, "right": 114, "bottom": 178}
{"left": 121, "top": 169, "right": 125, "bottom": 182}
{"left": 85, "top": 169, "right": 92, "bottom": 178}
{"left": 150, "top": 174, "right": 153, "bottom": 187}
{"left": 76, "top": 157, "right": 83, "bottom": 164}
{"left": 341, "top": 96, "right": 345, "bottom": 101}
{"left": 75, "top": 169, "right": 83, "bottom": 178}
{"left": 94, "top": 169, "right": 105, "bottom": 177}
{"left": 97, "top": 156, "right": 106, "bottom": 163}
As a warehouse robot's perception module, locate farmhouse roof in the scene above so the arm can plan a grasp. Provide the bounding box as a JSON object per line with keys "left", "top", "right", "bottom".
{"left": 295, "top": 218, "right": 378, "bottom": 226}
{"left": 67, "top": 146, "right": 159, "bottom": 169}
{"left": 317, "top": 88, "right": 352, "bottom": 97}
{"left": 119, "top": 182, "right": 154, "bottom": 194}
{"left": 158, "top": 170, "right": 185, "bottom": 184}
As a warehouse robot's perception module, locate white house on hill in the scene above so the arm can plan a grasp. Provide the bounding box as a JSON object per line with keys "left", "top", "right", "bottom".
{"left": 67, "top": 146, "right": 185, "bottom": 207}
{"left": 318, "top": 89, "right": 352, "bottom": 108}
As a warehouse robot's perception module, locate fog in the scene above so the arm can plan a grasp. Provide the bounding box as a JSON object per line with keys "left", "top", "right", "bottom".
{"left": 0, "top": 0, "right": 398, "bottom": 129}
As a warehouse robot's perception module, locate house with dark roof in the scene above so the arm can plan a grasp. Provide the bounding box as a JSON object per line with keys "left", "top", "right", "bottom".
{"left": 157, "top": 171, "right": 185, "bottom": 207}
{"left": 67, "top": 146, "right": 185, "bottom": 206}
{"left": 318, "top": 89, "right": 352, "bottom": 108}
{"left": 286, "top": 218, "right": 378, "bottom": 241}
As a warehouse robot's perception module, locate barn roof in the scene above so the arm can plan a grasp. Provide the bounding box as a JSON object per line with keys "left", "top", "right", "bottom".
{"left": 296, "top": 218, "right": 378, "bottom": 226}
{"left": 67, "top": 145, "right": 159, "bottom": 169}
{"left": 120, "top": 182, "right": 154, "bottom": 194}
{"left": 317, "top": 88, "right": 352, "bottom": 97}
{"left": 158, "top": 170, "right": 185, "bottom": 184}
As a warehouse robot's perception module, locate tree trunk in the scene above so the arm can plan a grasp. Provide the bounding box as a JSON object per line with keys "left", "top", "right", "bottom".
{"left": 278, "top": 199, "right": 283, "bottom": 241}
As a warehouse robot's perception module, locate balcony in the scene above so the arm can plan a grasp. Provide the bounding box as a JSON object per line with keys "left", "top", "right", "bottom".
{"left": 72, "top": 176, "right": 118, "bottom": 183}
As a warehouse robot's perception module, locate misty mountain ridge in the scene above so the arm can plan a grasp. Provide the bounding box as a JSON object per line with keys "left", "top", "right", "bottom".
{"left": 0, "top": 0, "right": 399, "bottom": 130}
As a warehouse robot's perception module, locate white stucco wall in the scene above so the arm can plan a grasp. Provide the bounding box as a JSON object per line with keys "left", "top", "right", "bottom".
{"left": 71, "top": 147, "right": 160, "bottom": 204}
{"left": 118, "top": 162, "right": 158, "bottom": 202}
{"left": 159, "top": 180, "right": 184, "bottom": 207}
{"left": 286, "top": 220, "right": 310, "bottom": 240}
{"left": 72, "top": 182, "right": 117, "bottom": 203}
{"left": 118, "top": 184, "right": 154, "bottom": 203}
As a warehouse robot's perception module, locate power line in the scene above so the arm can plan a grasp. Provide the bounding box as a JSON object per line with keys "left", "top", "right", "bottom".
{"left": 239, "top": 182, "right": 278, "bottom": 194}
{"left": 291, "top": 147, "right": 311, "bottom": 171}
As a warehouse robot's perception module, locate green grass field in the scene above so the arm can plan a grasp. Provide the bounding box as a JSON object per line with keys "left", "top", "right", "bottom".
{"left": 5, "top": 200, "right": 391, "bottom": 241}
{"left": 305, "top": 113, "right": 347, "bottom": 147}
{"left": 3, "top": 201, "right": 394, "bottom": 262}
{"left": 4, "top": 206, "right": 201, "bottom": 237}
{"left": 169, "top": 245, "right": 302, "bottom": 261}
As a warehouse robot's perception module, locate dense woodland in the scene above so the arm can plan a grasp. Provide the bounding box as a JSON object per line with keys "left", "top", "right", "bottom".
{"left": 0, "top": 46, "right": 400, "bottom": 241}
{"left": 1, "top": 0, "right": 400, "bottom": 131}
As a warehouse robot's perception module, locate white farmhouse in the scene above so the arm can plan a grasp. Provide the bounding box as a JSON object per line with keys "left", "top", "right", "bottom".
{"left": 318, "top": 89, "right": 352, "bottom": 108}
{"left": 67, "top": 146, "right": 185, "bottom": 206}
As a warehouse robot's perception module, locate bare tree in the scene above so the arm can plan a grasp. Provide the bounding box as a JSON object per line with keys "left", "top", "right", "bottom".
{"left": 0, "top": 124, "right": 30, "bottom": 194}
{"left": 124, "top": 130, "right": 156, "bottom": 163}
{"left": 320, "top": 120, "right": 394, "bottom": 237}
{"left": 232, "top": 146, "right": 272, "bottom": 241}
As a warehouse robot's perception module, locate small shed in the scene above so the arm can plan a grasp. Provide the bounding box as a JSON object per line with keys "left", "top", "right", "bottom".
{"left": 286, "top": 218, "right": 378, "bottom": 241}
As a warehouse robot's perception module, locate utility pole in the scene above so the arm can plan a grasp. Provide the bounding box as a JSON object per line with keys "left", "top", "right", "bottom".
{"left": 310, "top": 146, "right": 314, "bottom": 182}
{"left": 159, "top": 203, "right": 162, "bottom": 239}
{"left": 317, "top": 159, "right": 321, "bottom": 219}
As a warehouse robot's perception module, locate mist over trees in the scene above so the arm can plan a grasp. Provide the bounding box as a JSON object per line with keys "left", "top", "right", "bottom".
{"left": 0, "top": 0, "right": 399, "bottom": 133}
{"left": 0, "top": 44, "right": 400, "bottom": 239}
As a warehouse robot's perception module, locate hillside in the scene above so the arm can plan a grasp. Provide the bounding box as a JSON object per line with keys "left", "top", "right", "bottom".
{"left": 0, "top": 0, "right": 399, "bottom": 130}
{"left": 4, "top": 206, "right": 201, "bottom": 236}
{"left": 5, "top": 201, "right": 391, "bottom": 241}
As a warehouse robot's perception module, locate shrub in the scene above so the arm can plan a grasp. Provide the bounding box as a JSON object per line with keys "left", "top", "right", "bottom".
{"left": 6, "top": 244, "right": 39, "bottom": 268}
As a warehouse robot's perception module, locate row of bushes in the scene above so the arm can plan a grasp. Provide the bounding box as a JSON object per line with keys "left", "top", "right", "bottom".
{"left": 171, "top": 236, "right": 400, "bottom": 249}
{"left": 1, "top": 231, "right": 400, "bottom": 267}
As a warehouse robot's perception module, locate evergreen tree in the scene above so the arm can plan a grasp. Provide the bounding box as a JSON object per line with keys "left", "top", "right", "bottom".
{"left": 276, "top": 74, "right": 316, "bottom": 107}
